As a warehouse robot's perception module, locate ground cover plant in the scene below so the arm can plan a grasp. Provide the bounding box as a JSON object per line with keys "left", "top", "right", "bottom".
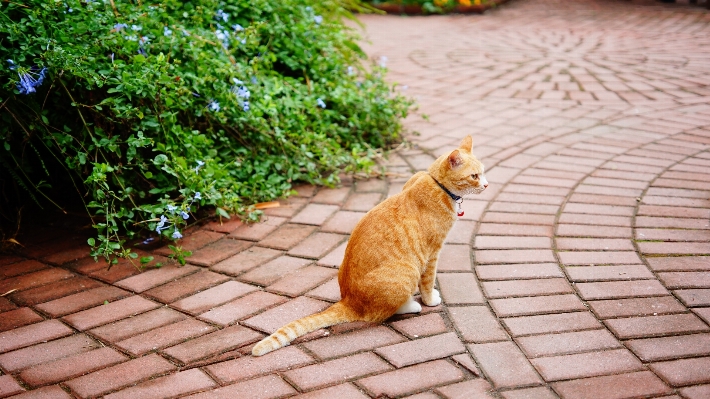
{"left": 0, "top": 0, "right": 411, "bottom": 265}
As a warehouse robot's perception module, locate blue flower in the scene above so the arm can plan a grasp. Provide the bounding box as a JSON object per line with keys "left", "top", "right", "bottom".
{"left": 232, "top": 85, "right": 250, "bottom": 99}
{"left": 137, "top": 47, "right": 147, "bottom": 56}
{"left": 194, "top": 160, "right": 205, "bottom": 174}
{"left": 347, "top": 66, "right": 354, "bottom": 76}
{"left": 10, "top": 61, "right": 48, "bottom": 95}
{"left": 207, "top": 100, "right": 220, "bottom": 112}
{"left": 164, "top": 26, "right": 173, "bottom": 36}
{"left": 242, "top": 101, "right": 250, "bottom": 112}
{"left": 215, "top": 9, "right": 229, "bottom": 22}
{"left": 155, "top": 215, "right": 169, "bottom": 233}
{"left": 131, "top": 25, "right": 142, "bottom": 31}
{"left": 232, "top": 24, "right": 244, "bottom": 32}
{"left": 215, "top": 29, "right": 229, "bottom": 49}
{"left": 142, "top": 237, "right": 155, "bottom": 245}
{"left": 251, "top": 76, "right": 258, "bottom": 84}
{"left": 313, "top": 15, "right": 323, "bottom": 25}
{"left": 114, "top": 23, "right": 128, "bottom": 31}
{"left": 180, "top": 211, "right": 189, "bottom": 220}
{"left": 172, "top": 230, "right": 183, "bottom": 239}
{"left": 316, "top": 98, "right": 326, "bottom": 109}
{"left": 167, "top": 204, "right": 177, "bottom": 213}
{"left": 139, "top": 36, "right": 150, "bottom": 45}
{"left": 194, "top": 192, "right": 202, "bottom": 200}
{"left": 232, "top": 78, "right": 244, "bottom": 85}
{"left": 305, "top": 6, "right": 313, "bottom": 12}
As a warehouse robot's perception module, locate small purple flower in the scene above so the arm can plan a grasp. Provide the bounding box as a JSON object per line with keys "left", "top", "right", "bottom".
{"left": 114, "top": 23, "right": 128, "bottom": 31}
{"left": 313, "top": 15, "right": 323, "bottom": 25}
{"left": 232, "top": 24, "right": 244, "bottom": 32}
{"left": 131, "top": 24, "right": 142, "bottom": 31}
{"left": 167, "top": 204, "right": 177, "bottom": 213}
{"left": 194, "top": 160, "right": 205, "bottom": 174}
{"left": 10, "top": 61, "right": 48, "bottom": 95}
{"left": 251, "top": 76, "right": 257, "bottom": 84}
{"left": 155, "top": 215, "right": 169, "bottom": 233}
{"left": 172, "top": 230, "right": 183, "bottom": 239}
{"left": 137, "top": 47, "right": 147, "bottom": 56}
{"left": 139, "top": 36, "right": 150, "bottom": 45}
{"left": 164, "top": 26, "right": 172, "bottom": 36}
{"left": 215, "top": 9, "right": 229, "bottom": 22}
{"left": 180, "top": 211, "right": 189, "bottom": 220}
{"left": 207, "top": 100, "right": 220, "bottom": 112}
{"left": 347, "top": 66, "right": 354, "bottom": 76}
{"left": 316, "top": 98, "right": 326, "bottom": 109}
{"left": 232, "top": 85, "right": 249, "bottom": 99}
{"left": 142, "top": 237, "right": 155, "bottom": 245}
{"left": 194, "top": 192, "right": 202, "bottom": 200}
{"left": 242, "top": 101, "right": 250, "bottom": 112}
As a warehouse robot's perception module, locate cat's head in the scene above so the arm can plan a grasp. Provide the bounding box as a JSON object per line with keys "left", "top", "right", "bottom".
{"left": 430, "top": 136, "right": 488, "bottom": 196}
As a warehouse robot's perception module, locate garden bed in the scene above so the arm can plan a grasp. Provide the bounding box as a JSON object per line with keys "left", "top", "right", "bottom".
{"left": 369, "top": 0, "right": 510, "bottom": 14}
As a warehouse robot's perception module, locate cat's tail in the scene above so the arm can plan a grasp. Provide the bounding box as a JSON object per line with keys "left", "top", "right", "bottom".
{"left": 251, "top": 301, "right": 357, "bottom": 357}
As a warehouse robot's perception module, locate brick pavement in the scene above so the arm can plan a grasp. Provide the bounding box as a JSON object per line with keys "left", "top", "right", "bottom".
{"left": 2, "top": 0, "right": 710, "bottom": 397}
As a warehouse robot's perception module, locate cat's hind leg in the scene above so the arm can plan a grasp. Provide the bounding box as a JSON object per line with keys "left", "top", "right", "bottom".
{"left": 395, "top": 297, "right": 422, "bottom": 314}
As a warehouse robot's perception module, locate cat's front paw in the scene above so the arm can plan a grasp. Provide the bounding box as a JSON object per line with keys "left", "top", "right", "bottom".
{"left": 422, "top": 288, "right": 441, "bottom": 307}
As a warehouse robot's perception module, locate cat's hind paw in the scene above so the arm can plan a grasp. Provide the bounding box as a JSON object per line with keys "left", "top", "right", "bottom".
{"left": 395, "top": 298, "right": 422, "bottom": 314}
{"left": 422, "top": 289, "right": 441, "bottom": 307}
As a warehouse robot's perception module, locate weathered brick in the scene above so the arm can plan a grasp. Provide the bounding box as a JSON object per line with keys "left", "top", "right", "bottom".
{"left": 531, "top": 349, "right": 643, "bottom": 382}
{"left": 154, "top": 230, "right": 224, "bottom": 256}
{"left": 675, "top": 289, "right": 710, "bottom": 307}
{"left": 658, "top": 272, "right": 710, "bottom": 289}
{"left": 475, "top": 263, "right": 563, "bottom": 280}
{"left": 576, "top": 280, "right": 668, "bottom": 300}
{"left": 162, "top": 324, "right": 262, "bottom": 365}
{"left": 503, "top": 312, "right": 601, "bottom": 337}
{"left": 437, "top": 273, "right": 485, "bottom": 304}
{"left": 483, "top": 278, "right": 573, "bottom": 298}
{"left": 490, "top": 294, "right": 586, "bottom": 317}
{"left": 287, "top": 233, "right": 346, "bottom": 259}
{"left": 171, "top": 280, "right": 257, "bottom": 315}
{"left": 302, "top": 325, "right": 406, "bottom": 360}
{"left": 0, "top": 260, "right": 47, "bottom": 279}
{"left": 343, "top": 192, "right": 382, "bottom": 212}
{"left": 229, "top": 216, "right": 287, "bottom": 241}
{"left": 291, "top": 383, "right": 370, "bottom": 399}
{"left": 604, "top": 313, "right": 710, "bottom": 339}
{"left": 0, "top": 375, "right": 24, "bottom": 397}
{"left": 206, "top": 346, "right": 313, "bottom": 384}
{"left": 9, "top": 276, "right": 103, "bottom": 307}
{"left": 500, "top": 386, "right": 558, "bottom": 399}
{"left": 187, "top": 238, "right": 252, "bottom": 266}
{"left": 551, "top": 371, "right": 672, "bottom": 399}
{"left": 63, "top": 295, "right": 159, "bottom": 331}
{"left": 475, "top": 236, "right": 551, "bottom": 249}
{"left": 357, "top": 360, "right": 464, "bottom": 397}
{"left": 284, "top": 352, "right": 392, "bottom": 391}
{"left": 114, "top": 264, "right": 199, "bottom": 293}
{"left": 266, "top": 265, "right": 337, "bottom": 297}
{"left": 589, "top": 296, "right": 687, "bottom": 319}
{"left": 469, "top": 341, "right": 543, "bottom": 388}
{"left": 211, "top": 246, "right": 282, "bottom": 276}
{"left": 0, "top": 268, "right": 74, "bottom": 294}
{"left": 242, "top": 296, "right": 330, "bottom": 334}
{"left": 182, "top": 374, "right": 296, "bottom": 399}
{"left": 0, "top": 334, "right": 99, "bottom": 373}
{"left": 143, "top": 270, "right": 230, "bottom": 303}
{"left": 565, "top": 265, "right": 654, "bottom": 282}
{"left": 8, "top": 385, "right": 72, "bottom": 399}
{"left": 306, "top": 277, "right": 341, "bottom": 302}
{"left": 19, "top": 347, "right": 126, "bottom": 387}
{"left": 478, "top": 223, "right": 553, "bottom": 237}
{"left": 103, "top": 369, "right": 217, "bottom": 399}
{"left": 435, "top": 379, "right": 495, "bottom": 399}
{"left": 389, "top": 313, "right": 448, "bottom": 338}
{"left": 647, "top": 256, "right": 710, "bottom": 271}
{"left": 448, "top": 306, "right": 508, "bottom": 343}
{"left": 475, "top": 250, "right": 556, "bottom": 264}
{"left": 0, "top": 307, "right": 43, "bottom": 332}
{"left": 320, "top": 211, "right": 366, "bottom": 234}
{"left": 650, "top": 357, "right": 710, "bottom": 387}
{"left": 238, "top": 255, "right": 311, "bottom": 286}
{"left": 65, "top": 353, "right": 176, "bottom": 398}
{"left": 316, "top": 241, "right": 348, "bottom": 268}
{"left": 312, "top": 187, "right": 351, "bottom": 205}
{"left": 375, "top": 332, "right": 465, "bottom": 368}
{"left": 516, "top": 329, "right": 622, "bottom": 359}
{"left": 198, "top": 291, "right": 288, "bottom": 326}
{"left": 35, "top": 286, "right": 130, "bottom": 317}
{"left": 258, "top": 223, "right": 317, "bottom": 250}
{"left": 437, "top": 244, "right": 472, "bottom": 272}
{"left": 627, "top": 333, "right": 710, "bottom": 362}
{"left": 291, "top": 204, "right": 339, "bottom": 225}
{"left": 89, "top": 306, "right": 187, "bottom": 342}
{"left": 115, "top": 318, "right": 215, "bottom": 356}
{"left": 0, "top": 320, "right": 73, "bottom": 354}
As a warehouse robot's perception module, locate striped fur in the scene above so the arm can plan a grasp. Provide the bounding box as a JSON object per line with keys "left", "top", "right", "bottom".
{"left": 251, "top": 136, "right": 487, "bottom": 357}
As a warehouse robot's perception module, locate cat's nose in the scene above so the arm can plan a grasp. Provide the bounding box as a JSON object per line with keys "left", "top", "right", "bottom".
{"left": 483, "top": 184, "right": 488, "bottom": 189}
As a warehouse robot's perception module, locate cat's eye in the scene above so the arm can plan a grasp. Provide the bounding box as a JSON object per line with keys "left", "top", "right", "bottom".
{"left": 472, "top": 174, "right": 479, "bottom": 179}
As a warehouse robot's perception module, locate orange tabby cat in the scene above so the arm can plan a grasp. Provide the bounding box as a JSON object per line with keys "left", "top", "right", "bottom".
{"left": 252, "top": 136, "right": 487, "bottom": 356}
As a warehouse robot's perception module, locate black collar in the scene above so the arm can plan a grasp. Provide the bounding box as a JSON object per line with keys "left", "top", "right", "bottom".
{"left": 430, "top": 175, "right": 462, "bottom": 202}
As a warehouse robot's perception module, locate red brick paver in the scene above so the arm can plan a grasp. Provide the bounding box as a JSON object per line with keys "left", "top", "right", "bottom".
{"left": 3, "top": 0, "right": 710, "bottom": 397}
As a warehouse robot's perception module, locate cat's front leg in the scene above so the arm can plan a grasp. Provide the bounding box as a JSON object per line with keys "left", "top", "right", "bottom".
{"left": 420, "top": 258, "right": 441, "bottom": 307}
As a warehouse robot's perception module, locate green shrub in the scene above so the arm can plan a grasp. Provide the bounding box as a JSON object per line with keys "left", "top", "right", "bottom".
{"left": 0, "top": 0, "right": 411, "bottom": 264}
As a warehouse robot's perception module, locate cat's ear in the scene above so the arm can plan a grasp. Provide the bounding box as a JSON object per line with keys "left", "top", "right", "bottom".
{"left": 459, "top": 136, "right": 473, "bottom": 153}
{"left": 448, "top": 149, "right": 463, "bottom": 168}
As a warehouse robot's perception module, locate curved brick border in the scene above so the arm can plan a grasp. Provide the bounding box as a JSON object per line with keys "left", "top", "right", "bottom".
{"left": 1, "top": 1, "right": 710, "bottom": 398}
